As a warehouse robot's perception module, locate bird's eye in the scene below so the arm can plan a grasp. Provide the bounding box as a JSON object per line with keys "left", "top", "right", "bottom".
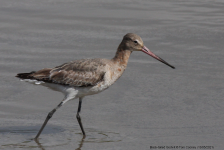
{"left": 134, "top": 40, "right": 138, "bottom": 44}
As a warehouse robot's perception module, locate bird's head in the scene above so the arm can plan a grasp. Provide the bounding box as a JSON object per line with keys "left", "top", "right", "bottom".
{"left": 121, "top": 33, "right": 175, "bottom": 69}
{"left": 122, "top": 33, "right": 144, "bottom": 51}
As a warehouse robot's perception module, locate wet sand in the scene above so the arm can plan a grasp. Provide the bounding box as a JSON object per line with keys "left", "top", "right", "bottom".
{"left": 0, "top": 0, "right": 224, "bottom": 149}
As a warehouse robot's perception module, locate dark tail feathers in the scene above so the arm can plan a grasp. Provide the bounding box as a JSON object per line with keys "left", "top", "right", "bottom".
{"left": 16, "top": 71, "right": 36, "bottom": 79}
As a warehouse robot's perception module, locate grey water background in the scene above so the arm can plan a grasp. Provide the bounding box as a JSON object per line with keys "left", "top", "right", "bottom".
{"left": 0, "top": 0, "right": 224, "bottom": 149}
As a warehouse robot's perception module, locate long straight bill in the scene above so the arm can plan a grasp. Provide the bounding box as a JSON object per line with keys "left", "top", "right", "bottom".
{"left": 141, "top": 46, "right": 175, "bottom": 69}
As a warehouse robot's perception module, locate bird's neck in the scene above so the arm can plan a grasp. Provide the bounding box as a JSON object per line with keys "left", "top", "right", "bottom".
{"left": 112, "top": 44, "right": 132, "bottom": 68}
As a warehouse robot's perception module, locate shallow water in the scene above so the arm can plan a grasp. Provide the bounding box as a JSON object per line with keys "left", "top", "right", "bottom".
{"left": 1, "top": 0, "right": 224, "bottom": 149}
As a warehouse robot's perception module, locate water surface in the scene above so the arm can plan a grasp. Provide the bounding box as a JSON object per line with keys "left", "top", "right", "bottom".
{"left": 0, "top": 0, "right": 224, "bottom": 149}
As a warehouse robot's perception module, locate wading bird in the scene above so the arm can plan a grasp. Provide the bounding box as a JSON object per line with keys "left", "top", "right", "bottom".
{"left": 16, "top": 33, "right": 175, "bottom": 140}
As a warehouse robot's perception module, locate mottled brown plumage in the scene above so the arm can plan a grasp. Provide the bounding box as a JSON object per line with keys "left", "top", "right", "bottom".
{"left": 17, "top": 59, "right": 107, "bottom": 87}
{"left": 16, "top": 33, "right": 175, "bottom": 140}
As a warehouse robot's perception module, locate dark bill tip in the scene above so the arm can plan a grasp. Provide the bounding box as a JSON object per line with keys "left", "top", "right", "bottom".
{"left": 158, "top": 56, "right": 175, "bottom": 69}
{"left": 141, "top": 46, "right": 175, "bottom": 69}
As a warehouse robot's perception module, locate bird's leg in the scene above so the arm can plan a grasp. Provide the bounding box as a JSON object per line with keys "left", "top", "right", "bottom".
{"left": 76, "top": 97, "right": 86, "bottom": 137}
{"left": 34, "top": 101, "right": 64, "bottom": 141}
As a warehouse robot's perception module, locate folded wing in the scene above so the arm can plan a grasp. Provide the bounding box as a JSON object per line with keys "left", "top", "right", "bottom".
{"left": 16, "top": 59, "right": 106, "bottom": 87}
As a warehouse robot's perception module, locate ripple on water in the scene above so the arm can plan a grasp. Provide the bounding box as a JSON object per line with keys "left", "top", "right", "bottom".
{"left": 0, "top": 126, "right": 123, "bottom": 149}
{"left": 74, "top": 128, "right": 123, "bottom": 143}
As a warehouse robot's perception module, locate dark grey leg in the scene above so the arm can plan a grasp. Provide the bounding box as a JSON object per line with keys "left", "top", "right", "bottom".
{"left": 76, "top": 97, "right": 86, "bottom": 137}
{"left": 34, "top": 101, "right": 63, "bottom": 140}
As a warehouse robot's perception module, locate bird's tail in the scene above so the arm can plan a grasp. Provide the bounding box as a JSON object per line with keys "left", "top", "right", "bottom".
{"left": 16, "top": 71, "right": 36, "bottom": 79}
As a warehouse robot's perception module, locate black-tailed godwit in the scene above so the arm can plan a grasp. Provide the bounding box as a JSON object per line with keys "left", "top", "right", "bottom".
{"left": 16, "top": 33, "right": 175, "bottom": 140}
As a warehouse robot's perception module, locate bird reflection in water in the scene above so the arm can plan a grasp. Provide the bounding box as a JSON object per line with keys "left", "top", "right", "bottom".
{"left": 34, "top": 137, "right": 85, "bottom": 150}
